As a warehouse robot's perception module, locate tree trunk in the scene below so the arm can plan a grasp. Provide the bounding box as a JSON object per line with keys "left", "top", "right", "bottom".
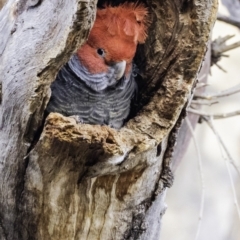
{"left": 0, "top": 0, "right": 217, "bottom": 239}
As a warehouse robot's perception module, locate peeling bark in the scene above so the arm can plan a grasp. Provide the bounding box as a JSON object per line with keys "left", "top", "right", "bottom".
{"left": 0, "top": 0, "right": 217, "bottom": 239}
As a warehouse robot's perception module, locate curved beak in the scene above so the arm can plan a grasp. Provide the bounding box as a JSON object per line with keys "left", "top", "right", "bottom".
{"left": 113, "top": 60, "right": 126, "bottom": 80}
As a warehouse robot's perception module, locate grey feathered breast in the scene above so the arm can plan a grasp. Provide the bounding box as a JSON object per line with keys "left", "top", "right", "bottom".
{"left": 46, "top": 55, "right": 137, "bottom": 129}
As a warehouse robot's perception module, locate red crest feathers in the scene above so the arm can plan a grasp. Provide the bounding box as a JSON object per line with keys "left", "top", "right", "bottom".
{"left": 77, "top": 3, "right": 150, "bottom": 74}
{"left": 95, "top": 2, "right": 149, "bottom": 44}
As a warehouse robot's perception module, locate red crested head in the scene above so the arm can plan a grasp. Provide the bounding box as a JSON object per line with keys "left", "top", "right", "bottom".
{"left": 77, "top": 3, "right": 149, "bottom": 75}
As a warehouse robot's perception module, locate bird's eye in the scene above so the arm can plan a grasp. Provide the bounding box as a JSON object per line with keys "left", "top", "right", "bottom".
{"left": 97, "top": 48, "right": 105, "bottom": 57}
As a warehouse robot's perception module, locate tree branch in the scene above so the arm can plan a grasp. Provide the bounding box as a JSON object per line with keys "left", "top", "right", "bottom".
{"left": 217, "top": 14, "right": 240, "bottom": 28}
{"left": 186, "top": 118, "right": 205, "bottom": 240}
{"left": 211, "top": 35, "right": 240, "bottom": 68}
{"left": 194, "top": 83, "right": 240, "bottom": 100}
{"left": 202, "top": 116, "right": 240, "bottom": 218}
{"left": 187, "top": 108, "right": 240, "bottom": 120}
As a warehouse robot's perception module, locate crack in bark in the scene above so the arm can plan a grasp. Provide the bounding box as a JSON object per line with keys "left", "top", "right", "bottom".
{"left": 149, "top": 108, "right": 187, "bottom": 207}
{"left": 27, "top": 0, "right": 42, "bottom": 10}
{"left": 159, "top": 108, "right": 187, "bottom": 188}
{"left": 0, "top": 215, "right": 7, "bottom": 240}
{"left": 156, "top": 143, "right": 162, "bottom": 157}
{"left": 123, "top": 199, "right": 151, "bottom": 240}
{"left": 14, "top": 155, "right": 30, "bottom": 239}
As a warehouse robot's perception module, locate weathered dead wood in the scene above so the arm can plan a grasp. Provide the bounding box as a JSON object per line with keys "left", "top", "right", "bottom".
{"left": 0, "top": 0, "right": 217, "bottom": 239}
{"left": 0, "top": 0, "right": 96, "bottom": 239}
{"left": 172, "top": 41, "right": 211, "bottom": 171}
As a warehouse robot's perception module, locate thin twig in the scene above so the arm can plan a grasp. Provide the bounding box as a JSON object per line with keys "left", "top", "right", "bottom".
{"left": 215, "top": 63, "right": 227, "bottom": 72}
{"left": 197, "top": 74, "right": 207, "bottom": 82}
{"left": 217, "top": 14, "right": 240, "bottom": 28}
{"left": 224, "top": 155, "right": 240, "bottom": 221}
{"left": 203, "top": 117, "right": 240, "bottom": 220}
{"left": 201, "top": 116, "right": 240, "bottom": 177}
{"left": 194, "top": 83, "right": 240, "bottom": 100}
{"left": 220, "top": 54, "right": 229, "bottom": 58}
{"left": 211, "top": 35, "right": 240, "bottom": 69}
{"left": 195, "top": 83, "right": 210, "bottom": 89}
{"left": 220, "top": 41, "right": 240, "bottom": 53}
{"left": 190, "top": 99, "right": 218, "bottom": 106}
{"left": 212, "top": 34, "right": 240, "bottom": 53}
{"left": 214, "top": 34, "right": 235, "bottom": 43}
{"left": 187, "top": 108, "right": 240, "bottom": 120}
{"left": 186, "top": 118, "right": 205, "bottom": 240}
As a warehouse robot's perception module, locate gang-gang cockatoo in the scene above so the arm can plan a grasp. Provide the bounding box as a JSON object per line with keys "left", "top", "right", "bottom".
{"left": 47, "top": 3, "right": 149, "bottom": 129}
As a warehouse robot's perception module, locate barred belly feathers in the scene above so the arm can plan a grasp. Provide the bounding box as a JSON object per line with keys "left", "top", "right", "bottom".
{"left": 47, "top": 3, "right": 149, "bottom": 129}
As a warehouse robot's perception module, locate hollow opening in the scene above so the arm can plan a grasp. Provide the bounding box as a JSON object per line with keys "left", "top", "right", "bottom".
{"left": 45, "top": 0, "right": 159, "bottom": 129}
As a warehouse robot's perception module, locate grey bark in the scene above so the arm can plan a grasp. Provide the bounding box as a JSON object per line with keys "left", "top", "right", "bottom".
{"left": 0, "top": 0, "right": 6, "bottom": 10}
{"left": 172, "top": 41, "right": 211, "bottom": 172}
{"left": 0, "top": 0, "right": 217, "bottom": 239}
